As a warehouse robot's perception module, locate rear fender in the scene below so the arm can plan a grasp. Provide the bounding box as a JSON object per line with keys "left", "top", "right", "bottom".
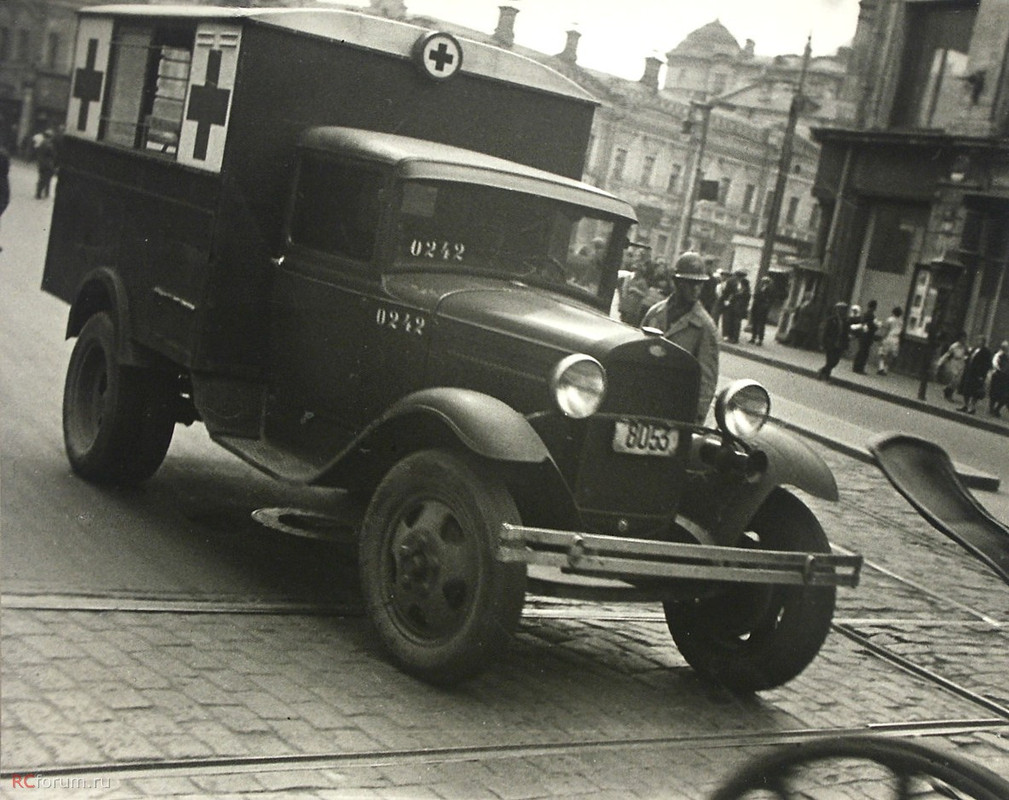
{"left": 709, "top": 425, "right": 837, "bottom": 543}
{"left": 66, "top": 268, "right": 146, "bottom": 366}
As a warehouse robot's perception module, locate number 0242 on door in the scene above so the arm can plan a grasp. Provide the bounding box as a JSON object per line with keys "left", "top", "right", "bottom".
{"left": 612, "top": 419, "right": 678, "bottom": 456}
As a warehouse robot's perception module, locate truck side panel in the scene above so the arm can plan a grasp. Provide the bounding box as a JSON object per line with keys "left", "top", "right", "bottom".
{"left": 43, "top": 136, "right": 220, "bottom": 367}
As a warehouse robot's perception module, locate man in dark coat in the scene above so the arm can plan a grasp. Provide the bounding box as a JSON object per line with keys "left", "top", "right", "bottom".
{"left": 749, "top": 276, "right": 774, "bottom": 345}
{"left": 817, "top": 302, "right": 850, "bottom": 382}
{"left": 957, "top": 336, "right": 992, "bottom": 414}
{"left": 720, "top": 269, "right": 750, "bottom": 343}
{"left": 851, "top": 299, "right": 878, "bottom": 374}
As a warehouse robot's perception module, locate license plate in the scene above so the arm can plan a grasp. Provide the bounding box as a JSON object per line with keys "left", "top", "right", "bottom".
{"left": 612, "top": 419, "right": 679, "bottom": 456}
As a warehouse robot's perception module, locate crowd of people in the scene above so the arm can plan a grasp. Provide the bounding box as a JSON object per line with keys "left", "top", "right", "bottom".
{"left": 614, "top": 251, "right": 1008, "bottom": 423}
{"left": 936, "top": 334, "right": 1009, "bottom": 417}
{"left": 813, "top": 297, "right": 1009, "bottom": 418}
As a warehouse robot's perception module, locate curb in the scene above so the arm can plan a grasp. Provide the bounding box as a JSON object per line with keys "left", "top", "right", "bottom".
{"left": 769, "top": 416, "right": 1001, "bottom": 493}
{"left": 724, "top": 342, "right": 1009, "bottom": 438}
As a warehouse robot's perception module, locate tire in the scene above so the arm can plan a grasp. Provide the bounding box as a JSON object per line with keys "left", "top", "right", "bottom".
{"left": 62, "top": 312, "right": 176, "bottom": 485}
{"left": 664, "top": 488, "right": 836, "bottom": 692}
{"left": 359, "top": 449, "right": 527, "bottom": 685}
{"left": 711, "top": 735, "right": 1009, "bottom": 800}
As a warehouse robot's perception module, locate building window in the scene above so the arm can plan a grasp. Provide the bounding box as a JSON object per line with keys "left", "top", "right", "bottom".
{"left": 808, "top": 204, "right": 820, "bottom": 230}
{"left": 46, "top": 33, "right": 60, "bottom": 70}
{"left": 640, "top": 155, "right": 655, "bottom": 187}
{"left": 666, "top": 163, "right": 681, "bottom": 194}
{"left": 611, "top": 148, "right": 627, "bottom": 181}
{"left": 742, "top": 183, "right": 756, "bottom": 213}
{"left": 0, "top": 28, "right": 10, "bottom": 62}
{"left": 16, "top": 29, "right": 30, "bottom": 62}
{"left": 863, "top": 202, "right": 928, "bottom": 276}
{"left": 103, "top": 22, "right": 194, "bottom": 155}
{"left": 785, "top": 196, "right": 799, "bottom": 225}
{"left": 891, "top": 1, "right": 978, "bottom": 128}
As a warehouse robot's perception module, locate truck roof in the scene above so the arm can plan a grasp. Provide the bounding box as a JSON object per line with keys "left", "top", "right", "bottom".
{"left": 299, "top": 127, "right": 637, "bottom": 221}
{"left": 83, "top": 5, "right": 597, "bottom": 105}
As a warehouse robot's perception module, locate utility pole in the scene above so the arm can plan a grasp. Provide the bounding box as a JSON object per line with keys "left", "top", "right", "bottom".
{"left": 756, "top": 34, "right": 813, "bottom": 291}
{"left": 676, "top": 100, "right": 713, "bottom": 256}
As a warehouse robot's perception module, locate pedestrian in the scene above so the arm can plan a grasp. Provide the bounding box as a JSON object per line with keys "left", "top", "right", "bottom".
{"left": 35, "top": 129, "right": 58, "bottom": 200}
{"left": 721, "top": 269, "right": 750, "bottom": 343}
{"left": 876, "top": 306, "right": 903, "bottom": 375}
{"left": 851, "top": 299, "right": 878, "bottom": 374}
{"left": 749, "top": 276, "right": 774, "bottom": 345}
{"left": 957, "top": 335, "right": 992, "bottom": 414}
{"left": 618, "top": 262, "right": 651, "bottom": 326}
{"left": 935, "top": 331, "right": 969, "bottom": 402}
{"left": 641, "top": 251, "right": 720, "bottom": 422}
{"left": 988, "top": 340, "right": 1009, "bottom": 417}
{"left": 710, "top": 270, "right": 728, "bottom": 327}
{"left": 0, "top": 142, "right": 8, "bottom": 253}
{"left": 817, "top": 301, "right": 850, "bottom": 382}
{"left": 790, "top": 292, "right": 817, "bottom": 349}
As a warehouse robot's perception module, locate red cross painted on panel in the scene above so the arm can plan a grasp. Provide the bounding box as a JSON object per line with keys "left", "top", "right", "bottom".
{"left": 185, "top": 49, "right": 231, "bottom": 161}
{"left": 72, "top": 39, "right": 104, "bottom": 132}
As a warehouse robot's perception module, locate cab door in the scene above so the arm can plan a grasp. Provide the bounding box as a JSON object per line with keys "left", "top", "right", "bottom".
{"left": 264, "top": 154, "right": 387, "bottom": 463}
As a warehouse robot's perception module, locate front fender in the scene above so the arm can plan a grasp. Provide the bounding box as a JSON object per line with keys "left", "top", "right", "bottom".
{"left": 750, "top": 424, "right": 838, "bottom": 502}
{"left": 314, "top": 387, "right": 553, "bottom": 490}
{"left": 379, "top": 387, "right": 552, "bottom": 463}
{"left": 707, "top": 424, "right": 837, "bottom": 544}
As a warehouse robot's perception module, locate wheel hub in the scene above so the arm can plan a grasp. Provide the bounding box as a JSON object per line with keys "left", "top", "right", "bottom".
{"left": 397, "top": 530, "right": 441, "bottom": 593}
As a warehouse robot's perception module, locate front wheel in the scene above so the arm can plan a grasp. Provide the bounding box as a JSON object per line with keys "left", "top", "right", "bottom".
{"left": 62, "top": 312, "right": 176, "bottom": 485}
{"left": 359, "top": 449, "right": 527, "bottom": 685}
{"left": 664, "top": 488, "right": 836, "bottom": 692}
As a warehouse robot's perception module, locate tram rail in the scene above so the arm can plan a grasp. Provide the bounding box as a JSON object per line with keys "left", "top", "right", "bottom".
{"left": 2, "top": 718, "right": 1006, "bottom": 783}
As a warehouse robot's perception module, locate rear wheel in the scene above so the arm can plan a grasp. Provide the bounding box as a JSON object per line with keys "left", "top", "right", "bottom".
{"left": 62, "top": 312, "right": 176, "bottom": 485}
{"left": 359, "top": 449, "right": 527, "bottom": 685}
{"left": 664, "top": 488, "right": 836, "bottom": 692}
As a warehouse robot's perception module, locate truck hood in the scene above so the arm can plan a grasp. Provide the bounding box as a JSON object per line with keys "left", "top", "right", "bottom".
{"left": 383, "top": 272, "right": 640, "bottom": 357}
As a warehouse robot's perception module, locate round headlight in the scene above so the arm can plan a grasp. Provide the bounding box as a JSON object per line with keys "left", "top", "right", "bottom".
{"left": 550, "top": 354, "right": 606, "bottom": 419}
{"left": 715, "top": 379, "right": 771, "bottom": 439}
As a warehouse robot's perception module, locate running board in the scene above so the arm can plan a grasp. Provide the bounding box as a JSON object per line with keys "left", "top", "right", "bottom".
{"left": 868, "top": 432, "right": 1009, "bottom": 586}
{"left": 498, "top": 524, "right": 862, "bottom": 587}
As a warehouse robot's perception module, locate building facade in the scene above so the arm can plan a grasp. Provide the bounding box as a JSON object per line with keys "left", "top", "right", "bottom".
{"left": 811, "top": 0, "right": 1009, "bottom": 375}
{"left": 0, "top": 1, "right": 95, "bottom": 150}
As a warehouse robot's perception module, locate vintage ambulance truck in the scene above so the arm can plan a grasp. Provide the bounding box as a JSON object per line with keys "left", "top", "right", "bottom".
{"left": 44, "top": 5, "right": 859, "bottom": 689}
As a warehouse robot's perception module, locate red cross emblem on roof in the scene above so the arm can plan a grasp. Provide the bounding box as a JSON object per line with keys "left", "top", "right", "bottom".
{"left": 412, "top": 32, "right": 463, "bottom": 82}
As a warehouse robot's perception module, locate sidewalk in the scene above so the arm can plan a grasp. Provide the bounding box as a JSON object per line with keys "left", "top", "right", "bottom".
{"left": 720, "top": 325, "right": 1007, "bottom": 506}
{"left": 722, "top": 325, "right": 1009, "bottom": 437}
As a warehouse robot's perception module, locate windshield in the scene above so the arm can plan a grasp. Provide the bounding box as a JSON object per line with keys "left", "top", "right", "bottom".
{"left": 392, "top": 180, "right": 625, "bottom": 298}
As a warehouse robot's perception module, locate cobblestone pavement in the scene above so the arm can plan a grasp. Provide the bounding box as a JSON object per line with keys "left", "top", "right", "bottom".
{"left": 2, "top": 446, "right": 1008, "bottom": 799}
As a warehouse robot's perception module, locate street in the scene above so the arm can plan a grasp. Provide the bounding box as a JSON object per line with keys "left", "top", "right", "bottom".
{"left": 2, "top": 159, "right": 1008, "bottom": 797}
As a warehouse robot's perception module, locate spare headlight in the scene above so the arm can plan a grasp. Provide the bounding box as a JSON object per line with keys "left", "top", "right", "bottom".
{"left": 550, "top": 354, "right": 606, "bottom": 419}
{"left": 715, "top": 379, "right": 771, "bottom": 439}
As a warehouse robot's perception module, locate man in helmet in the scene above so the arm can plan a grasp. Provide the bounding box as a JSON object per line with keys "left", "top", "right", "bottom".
{"left": 641, "top": 252, "right": 720, "bottom": 422}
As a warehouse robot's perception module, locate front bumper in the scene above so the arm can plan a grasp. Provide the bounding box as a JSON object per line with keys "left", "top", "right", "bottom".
{"left": 498, "top": 524, "right": 862, "bottom": 587}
